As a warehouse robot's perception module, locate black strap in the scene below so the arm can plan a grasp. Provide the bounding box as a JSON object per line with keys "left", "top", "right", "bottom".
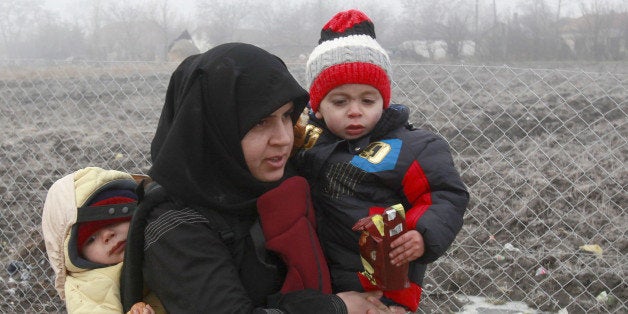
{"left": 249, "top": 220, "right": 272, "bottom": 267}
{"left": 192, "top": 206, "right": 236, "bottom": 250}
{"left": 77, "top": 203, "right": 137, "bottom": 222}
{"left": 121, "top": 181, "right": 170, "bottom": 312}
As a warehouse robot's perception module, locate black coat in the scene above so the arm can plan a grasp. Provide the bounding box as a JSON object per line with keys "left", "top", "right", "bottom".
{"left": 135, "top": 186, "right": 344, "bottom": 313}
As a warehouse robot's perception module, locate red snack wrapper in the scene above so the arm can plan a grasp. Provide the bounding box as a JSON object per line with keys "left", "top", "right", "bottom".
{"left": 352, "top": 204, "right": 410, "bottom": 291}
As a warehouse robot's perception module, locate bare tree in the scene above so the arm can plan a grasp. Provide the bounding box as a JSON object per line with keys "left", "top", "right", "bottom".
{"left": 342, "top": 0, "right": 400, "bottom": 47}
{"left": 146, "top": 0, "right": 186, "bottom": 61}
{"left": 83, "top": 0, "right": 186, "bottom": 60}
{"left": 398, "top": 0, "right": 444, "bottom": 59}
{"left": 0, "top": 0, "right": 45, "bottom": 57}
{"left": 251, "top": 0, "right": 319, "bottom": 60}
{"left": 403, "top": 0, "right": 473, "bottom": 59}
{"left": 439, "top": 12, "right": 472, "bottom": 59}
{"left": 577, "top": 0, "right": 618, "bottom": 59}
{"left": 82, "top": 0, "right": 106, "bottom": 59}
{"left": 517, "top": 0, "right": 561, "bottom": 59}
{"left": 194, "top": 0, "right": 254, "bottom": 46}
{"left": 101, "top": 2, "right": 155, "bottom": 60}
{"left": 75, "top": 0, "right": 189, "bottom": 60}
{"left": 556, "top": 0, "right": 563, "bottom": 21}
{"left": 27, "top": 17, "right": 86, "bottom": 59}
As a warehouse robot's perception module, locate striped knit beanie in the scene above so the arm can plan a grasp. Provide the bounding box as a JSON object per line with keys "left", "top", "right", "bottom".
{"left": 306, "top": 9, "right": 392, "bottom": 112}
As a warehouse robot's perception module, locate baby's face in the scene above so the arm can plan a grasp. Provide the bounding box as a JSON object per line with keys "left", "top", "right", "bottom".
{"left": 81, "top": 221, "right": 130, "bottom": 265}
{"left": 316, "top": 84, "right": 383, "bottom": 140}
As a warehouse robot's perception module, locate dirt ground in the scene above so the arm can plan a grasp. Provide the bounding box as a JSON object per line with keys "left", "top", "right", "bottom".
{"left": 0, "top": 61, "right": 625, "bottom": 313}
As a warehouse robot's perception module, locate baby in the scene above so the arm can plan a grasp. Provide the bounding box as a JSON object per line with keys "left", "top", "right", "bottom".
{"left": 42, "top": 167, "right": 158, "bottom": 314}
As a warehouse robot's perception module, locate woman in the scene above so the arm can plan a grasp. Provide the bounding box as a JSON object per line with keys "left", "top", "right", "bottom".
{"left": 122, "top": 43, "right": 391, "bottom": 313}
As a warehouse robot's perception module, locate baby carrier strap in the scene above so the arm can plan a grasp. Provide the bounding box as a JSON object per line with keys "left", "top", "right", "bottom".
{"left": 192, "top": 204, "right": 238, "bottom": 250}
{"left": 120, "top": 181, "right": 256, "bottom": 312}
{"left": 121, "top": 180, "right": 167, "bottom": 312}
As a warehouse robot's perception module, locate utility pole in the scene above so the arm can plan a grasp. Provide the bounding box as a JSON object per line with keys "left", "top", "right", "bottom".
{"left": 475, "top": 0, "right": 479, "bottom": 35}
{"left": 493, "top": 0, "right": 497, "bottom": 26}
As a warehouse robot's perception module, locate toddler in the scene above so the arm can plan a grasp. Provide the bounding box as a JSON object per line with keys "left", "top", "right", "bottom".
{"left": 293, "top": 9, "right": 470, "bottom": 311}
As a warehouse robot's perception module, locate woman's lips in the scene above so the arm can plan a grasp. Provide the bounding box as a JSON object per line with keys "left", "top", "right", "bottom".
{"left": 265, "top": 154, "right": 287, "bottom": 168}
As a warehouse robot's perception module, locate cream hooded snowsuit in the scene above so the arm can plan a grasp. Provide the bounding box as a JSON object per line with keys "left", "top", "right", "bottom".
{"left": 41, "top": 167, "right": 139, "bottom": 313}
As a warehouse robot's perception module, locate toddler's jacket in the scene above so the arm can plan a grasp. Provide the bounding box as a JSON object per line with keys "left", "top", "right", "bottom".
{"left": 293, "top": 104, "right": 469, "bottom": 293}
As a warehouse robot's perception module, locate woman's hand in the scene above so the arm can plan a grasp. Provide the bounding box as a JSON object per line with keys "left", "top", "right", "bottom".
{"left": 338, "top": 291, "right": 385, "bottom": 313}
{"left": 389, "top": 230, "right": 424, "bottom": 266}
{"left": 337, "top": 290, "right": 407, "bottom": 314}
{"left": 388, "top": 305, "right": 410, "bottom": 314}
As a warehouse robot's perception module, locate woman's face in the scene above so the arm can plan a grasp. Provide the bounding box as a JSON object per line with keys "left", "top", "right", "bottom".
{"left": 241, "top": 102, "right": 295, "bottom": 182}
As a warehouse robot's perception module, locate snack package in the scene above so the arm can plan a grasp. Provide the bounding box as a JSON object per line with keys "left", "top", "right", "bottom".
{"left": 352, "top": 204, "right": 409, "bottom": 290}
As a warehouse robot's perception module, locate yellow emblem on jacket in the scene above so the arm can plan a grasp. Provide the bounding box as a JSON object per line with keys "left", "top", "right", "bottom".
{"left": 303, "top": 124, "right": 323, "bottom": 149}
{"left": 359, "top": 142, "right": 391, "bottom": 164}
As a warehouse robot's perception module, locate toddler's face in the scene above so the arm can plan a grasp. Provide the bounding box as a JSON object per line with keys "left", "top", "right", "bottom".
{"left": 316, "top": 84, "right": 383, "bottom": 140}
{"left": 81, "top": 221, "right": 130, "bottom": 265}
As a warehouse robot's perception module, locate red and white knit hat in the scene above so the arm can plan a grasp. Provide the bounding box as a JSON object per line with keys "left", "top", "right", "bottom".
{"left": 306, "top": 9, "right": 392, "bottom": 112}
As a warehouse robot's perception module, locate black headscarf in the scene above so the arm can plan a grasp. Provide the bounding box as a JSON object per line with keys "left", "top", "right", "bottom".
{"left": 149, "top": 43, "right": 309, "bottom": 216}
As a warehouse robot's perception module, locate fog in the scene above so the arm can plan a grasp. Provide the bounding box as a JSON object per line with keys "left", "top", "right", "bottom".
{"left": 2, "top": 0, "right": 627, "bottom": 62}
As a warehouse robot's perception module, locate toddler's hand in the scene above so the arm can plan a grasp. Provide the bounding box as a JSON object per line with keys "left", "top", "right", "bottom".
{"left": 127, "top": 302, "right": 154, "bottom": 314}
{"left": 389, "top": 230, "right": 424, "bottom": 266}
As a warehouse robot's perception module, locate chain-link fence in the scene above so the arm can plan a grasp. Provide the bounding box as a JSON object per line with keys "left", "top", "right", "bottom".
{"left": 1, "top": 60, "right": 626, "bottom": 313}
